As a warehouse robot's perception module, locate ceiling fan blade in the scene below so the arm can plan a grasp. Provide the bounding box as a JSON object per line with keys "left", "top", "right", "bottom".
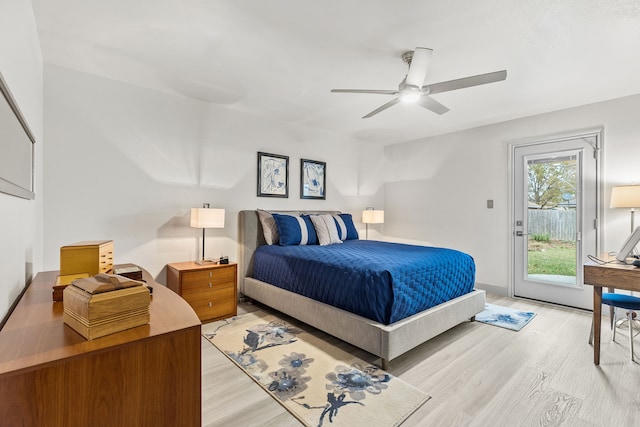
{"left": 417, "top": 95, "right": 450, "bottom": 115}
{"left": 426, "top": 70, "right": 507, "bottom": 95}
{"left": 362, "top": 97, "right": 401, "bottom": 119}
{"left": 330, "top": 89, "right": 398, "bottom": 95}
{"left": 405, "top": 47, "right": 433, "bottom": 87}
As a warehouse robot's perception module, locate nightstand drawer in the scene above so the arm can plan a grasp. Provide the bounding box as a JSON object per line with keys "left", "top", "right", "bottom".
{"left": 183, "top": 288, "right": 236, "bottom": 321}
{"left": 181, "top": 267, "right": 235, "bottom": 286}
{"left": 182, "top": 275, "right": 234, "bottom": 295}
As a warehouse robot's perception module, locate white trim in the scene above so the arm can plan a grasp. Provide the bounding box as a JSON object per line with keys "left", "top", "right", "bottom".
{"left": 507, "top": 127, "right": 603, "bottom": 301}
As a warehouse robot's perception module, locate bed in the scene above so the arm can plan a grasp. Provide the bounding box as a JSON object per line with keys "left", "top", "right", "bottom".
{"left": 238, "top": 210, "right": 486, "bottom": 368}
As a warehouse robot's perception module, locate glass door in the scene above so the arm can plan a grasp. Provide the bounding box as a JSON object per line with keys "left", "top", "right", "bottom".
{"left": 513, "top": 134, "right": 599, "bottom": 310}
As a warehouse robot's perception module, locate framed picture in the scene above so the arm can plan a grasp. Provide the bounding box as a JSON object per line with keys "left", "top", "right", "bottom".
{"left": 257, "top": 152, "right": 289, "bottom": 198}
{"left": 300, "top": 158, "right": 326, "bottom": 200}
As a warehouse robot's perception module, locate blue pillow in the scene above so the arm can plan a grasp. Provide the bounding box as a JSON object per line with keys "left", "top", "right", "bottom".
{"left": 333, "top": 213, "right": 359, "bottom": 240}
{"left": 272, "top": 213, "right": 318, "bottom": 245}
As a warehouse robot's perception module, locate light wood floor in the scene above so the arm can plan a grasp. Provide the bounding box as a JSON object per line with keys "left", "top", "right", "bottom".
{"left": 202, "top": 294, "right": 640, "bottom": 426}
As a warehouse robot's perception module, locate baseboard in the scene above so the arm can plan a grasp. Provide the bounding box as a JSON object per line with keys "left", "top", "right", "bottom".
{"left": 475, "top": 282, "right": 509, "bottom": 297}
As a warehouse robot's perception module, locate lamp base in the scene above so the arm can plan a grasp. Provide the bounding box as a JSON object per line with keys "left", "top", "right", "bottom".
{"left": 195, "top": 258, "right": 218, "bottom": 266}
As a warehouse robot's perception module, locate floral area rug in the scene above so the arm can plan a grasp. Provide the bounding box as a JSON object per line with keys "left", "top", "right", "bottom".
{"left": 475, "top": 303, "right": 536, "bottom": 331}
{"left": 203, "top": 309, "right": 430, "bottom": 427}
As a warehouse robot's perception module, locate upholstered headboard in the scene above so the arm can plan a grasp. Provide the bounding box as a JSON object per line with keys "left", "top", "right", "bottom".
{"left": 237, "top": 210, "right": 340, "bottom": 294}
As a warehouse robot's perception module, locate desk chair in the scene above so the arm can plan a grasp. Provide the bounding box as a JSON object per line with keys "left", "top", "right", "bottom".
{"left": 589, "top": 293, "right": 640, "bottom": 361}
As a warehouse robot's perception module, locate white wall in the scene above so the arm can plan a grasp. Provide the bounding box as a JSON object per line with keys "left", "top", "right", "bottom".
{"left": 42, "top": 65, "right": 384, "bottom": 282}
{"left": 383, "top": 93, "right": 640, "bottom": 293}
{"left": 0, "top": 1, "right": 43, "bottom": 321}
{"left": 35, "top": 47, "right": 640, "bottom": 298}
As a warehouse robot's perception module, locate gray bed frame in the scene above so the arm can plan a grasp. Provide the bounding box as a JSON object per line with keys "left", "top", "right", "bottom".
{"left": 238, "top": 210, "right": 486, "bottom": 369}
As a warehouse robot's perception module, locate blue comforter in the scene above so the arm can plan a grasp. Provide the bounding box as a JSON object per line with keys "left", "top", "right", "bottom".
{"left": 253, "top": 240, "right": 475, "bottom": 325}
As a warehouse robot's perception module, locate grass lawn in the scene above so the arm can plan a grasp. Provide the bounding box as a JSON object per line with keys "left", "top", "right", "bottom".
{"left": 527, "top": 240, "right": 576, "bottom": 276}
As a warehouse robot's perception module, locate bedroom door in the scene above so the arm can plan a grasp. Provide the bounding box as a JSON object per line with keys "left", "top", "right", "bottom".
{"left": 512, "top": 132, "right": 600, "bottom": 310}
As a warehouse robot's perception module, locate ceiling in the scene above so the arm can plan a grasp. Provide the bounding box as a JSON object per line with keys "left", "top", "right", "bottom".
{"left": 31, "top": 0, "right": 640, "bottom": 144}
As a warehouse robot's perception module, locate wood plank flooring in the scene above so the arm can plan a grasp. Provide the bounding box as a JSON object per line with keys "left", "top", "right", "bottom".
{"left": 202, "top": 294, "right": 640, "bottom": 426}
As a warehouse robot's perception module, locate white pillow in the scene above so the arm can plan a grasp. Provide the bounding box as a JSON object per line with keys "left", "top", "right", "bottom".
{"left": 257, "top": 210, "right": 301, "bottom": 245}
{"left": 310, "top": 214, "right": 342, "bottom": 246}
{"left": 257, "top": 209, "right": 279, "bottom": 245}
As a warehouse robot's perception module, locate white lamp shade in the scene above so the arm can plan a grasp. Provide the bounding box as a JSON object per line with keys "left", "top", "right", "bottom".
{"left": 362, "top": 210, "right": 384, "bottom": 224}
{"left": 610, "top": 186, "right": 640, "bottom": 208}
{"left": 190, "top": 208, "right": 225, "bottom": 228}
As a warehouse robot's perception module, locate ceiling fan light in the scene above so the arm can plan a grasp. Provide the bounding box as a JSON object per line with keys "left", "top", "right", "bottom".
{"left": 400, "top": 92, "right": 420, "bottom": 103}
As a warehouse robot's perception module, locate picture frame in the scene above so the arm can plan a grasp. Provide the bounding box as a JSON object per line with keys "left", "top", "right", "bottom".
{"left": 257, "top": 152, "right": 289, "bottom": 198}
{"left": 300, "top": 158, "right": 326, "bottom": 200}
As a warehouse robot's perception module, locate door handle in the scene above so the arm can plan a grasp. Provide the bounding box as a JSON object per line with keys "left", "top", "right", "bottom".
{"left": 515, "top": 231, "right": 528, "bottom": 237}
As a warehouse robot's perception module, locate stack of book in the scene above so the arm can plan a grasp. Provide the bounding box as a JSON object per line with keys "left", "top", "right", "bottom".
{"left": 63, "top": 273, "right": 150, "bottom": 340}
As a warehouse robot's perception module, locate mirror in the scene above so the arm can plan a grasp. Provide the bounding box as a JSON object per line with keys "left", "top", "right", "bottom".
{"left": 0, "top": 71, "right": 35, "bottom": 200}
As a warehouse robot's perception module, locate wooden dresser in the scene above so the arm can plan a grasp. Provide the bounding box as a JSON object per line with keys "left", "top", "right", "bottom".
{"left": 166, "top": 262, "right": 238, "bottom": 322}
{"left": 0, "top": 267, "right": 202, "bottom": 427}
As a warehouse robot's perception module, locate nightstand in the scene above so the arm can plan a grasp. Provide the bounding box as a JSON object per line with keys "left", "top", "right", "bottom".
{"left": 166, "top": 261, "right": 237, "bottom": 323}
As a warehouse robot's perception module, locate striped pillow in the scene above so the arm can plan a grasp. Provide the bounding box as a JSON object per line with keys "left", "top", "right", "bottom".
{"left": 310, "top": 214, "right": 342, "bottom": 246}
{"left": 272, "top": 213, "right": 317, "bottom": 246}
{"left": 333, "top": 213, "right": 359, "bottom": 240}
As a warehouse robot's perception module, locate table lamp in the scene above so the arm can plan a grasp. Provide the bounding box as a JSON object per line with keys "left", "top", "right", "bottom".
{"left": 362, "top": 207, "right": 384, "bottom": 240}
{"left": 190, "top": 203, "right": 225, "bottom": 265}
{"left": 610, "top": 185, "right": 640, "bottom": 232}
{"left": 610, "top": 185, "right": 640, "bottom": 325}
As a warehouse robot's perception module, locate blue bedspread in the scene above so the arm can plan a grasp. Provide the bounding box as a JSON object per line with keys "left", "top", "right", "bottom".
{"left": 253, "top": 240, "right": 476, "bottom": 325}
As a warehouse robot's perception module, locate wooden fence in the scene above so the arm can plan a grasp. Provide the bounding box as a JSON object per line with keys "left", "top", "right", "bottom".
{"left": 528, "top": 209, "right": 576, "bottom": 242}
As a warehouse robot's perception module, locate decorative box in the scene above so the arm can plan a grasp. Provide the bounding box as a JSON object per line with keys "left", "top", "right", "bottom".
{"left": 60, "top": 240, "right": 114, "bottom": 276}
{"left": 113, "top": 263, "right": 143, "bottom": 281}
{"left": 63, "top": 274, "right": 150, "bottom": 340}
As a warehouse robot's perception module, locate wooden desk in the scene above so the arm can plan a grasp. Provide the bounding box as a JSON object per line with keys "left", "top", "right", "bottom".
{"left": 0, "top": 267, "right": 202, "bottom": 427}
{"left": 584, "top": 261, "right": 640, "bottom": 365}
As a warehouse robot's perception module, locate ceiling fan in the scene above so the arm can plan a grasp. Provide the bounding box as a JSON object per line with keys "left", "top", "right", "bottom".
{"left": 330, "top": 47, "right": 507, "bottom": 119}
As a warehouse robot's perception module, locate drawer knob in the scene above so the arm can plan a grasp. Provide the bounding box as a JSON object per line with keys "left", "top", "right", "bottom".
{"left": 208, "top": 272, "right": 212, "bottom": 277}
{"left": 208, "top": 302, "right": 213, "bottom": 307}
{"left": 209, "top": 283, "right": 212, "bottom": 288}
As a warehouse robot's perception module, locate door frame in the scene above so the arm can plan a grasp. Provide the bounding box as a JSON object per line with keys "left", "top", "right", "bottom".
{"left": 508, "top": 127, "right": 604, "bottom": 300}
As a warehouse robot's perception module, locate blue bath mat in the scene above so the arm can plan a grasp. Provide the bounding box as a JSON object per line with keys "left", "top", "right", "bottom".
{"left": 476, "top": 303, "right": 536, "bottom": 331}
